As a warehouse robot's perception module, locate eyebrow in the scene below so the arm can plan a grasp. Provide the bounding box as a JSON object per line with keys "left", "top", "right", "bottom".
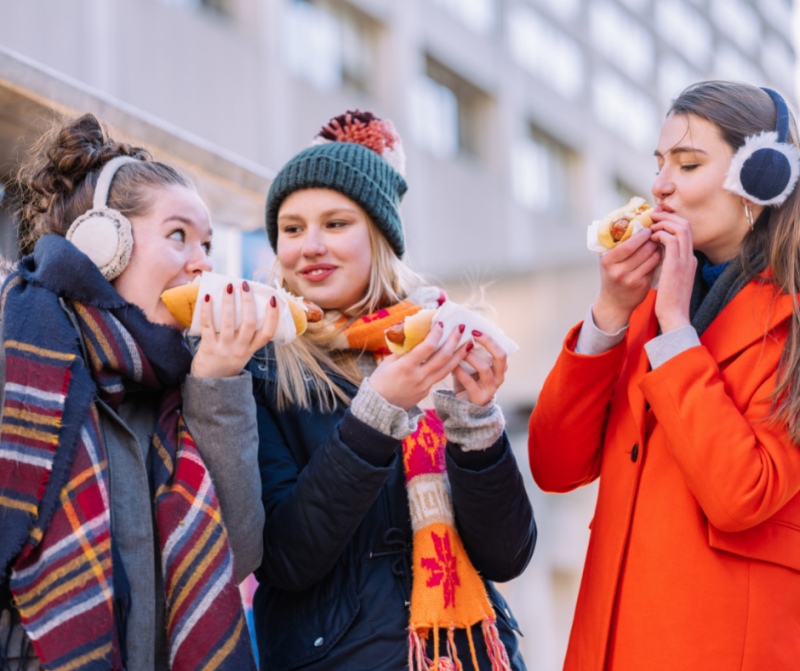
{"left": 278, "top": 207, "right": 360, "bottom": 223}
{"left": 654, "top": 146, "right": 708, "bottom": 158}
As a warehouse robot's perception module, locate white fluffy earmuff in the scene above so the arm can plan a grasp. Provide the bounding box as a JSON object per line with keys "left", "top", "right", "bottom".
{"left": 723, "top": 88, "right": 800, "bottom": 207}
{"left": 65, "top": 155, "right": 137, "bottom": 281}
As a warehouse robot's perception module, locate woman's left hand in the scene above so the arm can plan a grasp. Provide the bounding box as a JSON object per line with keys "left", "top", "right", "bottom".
{"left": 452, "top": 331, "right": 508, "bottom": 406}
{"left": 191, "top": 281, "right": 280, "bottom": 378}
{"left": 650, "top": 211, "right": 697, "bottom": 333}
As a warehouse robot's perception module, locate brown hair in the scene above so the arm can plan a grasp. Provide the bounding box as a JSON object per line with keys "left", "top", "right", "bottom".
{"left": 16, "top": 113, "right": 192, "bottom": 255}
{"left": 669, "top": 81, "right": 800, "bottom": 442}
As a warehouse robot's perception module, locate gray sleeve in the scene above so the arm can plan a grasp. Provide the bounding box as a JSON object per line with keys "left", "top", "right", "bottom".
{"left": 575, "top": 305, "right": 628, "bottom": 355}
{"left": 644, "top": 325, "right": 701, "bottom": 369}
{"left": 433, "top": 390, "right": 505, "bottom": 451}
{"left": 350, "top": 378, "right": 424, "bottom": 440}
{"left": 182, "top": 371, "right": 264, "bottom": 583}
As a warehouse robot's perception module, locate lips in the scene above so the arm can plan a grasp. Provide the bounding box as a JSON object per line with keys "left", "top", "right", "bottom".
{"left": 300, "top": 264, "right": 337, "bottom": 282}
{"left": 658, "top": 203, "right": 675, "bottom": 214}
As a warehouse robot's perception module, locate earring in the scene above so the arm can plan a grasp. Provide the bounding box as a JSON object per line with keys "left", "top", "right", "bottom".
{"left": 745, "top": 202, "right": 755, "bottom": 231}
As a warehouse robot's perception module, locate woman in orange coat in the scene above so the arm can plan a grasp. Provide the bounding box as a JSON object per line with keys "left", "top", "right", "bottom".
{"left": 529, "top": 81, "right": 800, "bottom": 671}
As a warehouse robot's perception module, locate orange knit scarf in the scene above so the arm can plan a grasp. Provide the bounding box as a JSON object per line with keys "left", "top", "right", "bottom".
{"left": 341, "top": 295, "right": 511, "bottom": 671}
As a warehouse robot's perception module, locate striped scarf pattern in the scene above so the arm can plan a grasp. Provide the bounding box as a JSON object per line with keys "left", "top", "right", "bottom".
{"left": 341, "top": 289, "right": 511, "bottom": 671}
{"left": 0, "top": 236, "right": 256, "bottom": 671}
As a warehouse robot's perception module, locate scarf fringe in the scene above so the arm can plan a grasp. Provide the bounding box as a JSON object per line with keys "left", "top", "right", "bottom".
{"left": 408, "top": 620, "right": 511, "bottom": 671}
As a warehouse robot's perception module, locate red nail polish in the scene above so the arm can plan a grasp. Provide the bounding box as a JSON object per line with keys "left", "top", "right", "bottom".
{"left": 242, "top": 280, "right": 250, "bottom": 292}
{"left": 466, "top": 343, "right": 474, "bottom": 352}
{"left": 458, "top": 324, "right": 465, "bottom": 333}
{"left": 472, "top": 330, "right": 482, "bottom": 337}
{"left": 270, "top": 296, "right": 276, "bottom": 308}
{"left": 204, "top": 294, "right": 210, "bottom": 303}
{"left": 439, "top": 322, "right": 444, "bottom": 328}
{"left": 226, "top": 283, "right": 233, "bottom": 294}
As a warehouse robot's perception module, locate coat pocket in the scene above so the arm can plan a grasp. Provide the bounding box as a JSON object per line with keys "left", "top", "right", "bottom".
{"left": 708, "top": 519, "right": 800, "bottom": 572}
{"left": 259, "top": 585, "right": 360, "bottom": 671}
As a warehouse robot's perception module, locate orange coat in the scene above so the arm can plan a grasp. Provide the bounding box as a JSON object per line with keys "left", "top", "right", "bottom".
{"left": 528, "top": 277, "right": 800, "bottom": 671}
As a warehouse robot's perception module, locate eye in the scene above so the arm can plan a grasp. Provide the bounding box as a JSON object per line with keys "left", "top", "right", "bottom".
{"left": 282, "top": 224, "right": 302, "bottom": 235}
{"left": 203, "top": 241, "right": 213, "bottom": 256}
{"left": 681, "top": 164, "right": 699, "bottom": 171}
{"left": 327, "top": 220, "right": 349, "bottom": 229}
{"left": 169, "top": 229, "right": 186, "bottom": 243}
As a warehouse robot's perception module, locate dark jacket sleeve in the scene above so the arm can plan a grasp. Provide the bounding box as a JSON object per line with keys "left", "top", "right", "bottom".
{"left": 255, "top": 402, "right": 399, "bottom": 592}
{"left": 447, "top": 433, "right": 536, "bottom": 583}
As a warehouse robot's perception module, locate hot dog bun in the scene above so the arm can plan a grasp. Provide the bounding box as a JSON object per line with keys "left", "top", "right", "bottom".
{"left": 160, "top": 282, "right": 323, "bottom": 334}
{"left": 385, "top": 309, "right": 436, "bottom": 355}
{"left": 161, "top": 283, "right": 199, "bottom": 329}
{"left": 597, "top": 197, "right": 655, "bottom": 250}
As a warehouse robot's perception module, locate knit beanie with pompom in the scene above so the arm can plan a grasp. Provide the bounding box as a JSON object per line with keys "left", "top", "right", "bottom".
{"left": 265, "top": 110, "right": 408, "bottom": 258}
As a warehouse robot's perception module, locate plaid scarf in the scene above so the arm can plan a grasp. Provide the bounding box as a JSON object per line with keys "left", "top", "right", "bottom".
{"left": 340, "top": 288, "right": 511, "bottom": 671}
{"left": 0, "top": 235, "right": 256, "bottom": 671}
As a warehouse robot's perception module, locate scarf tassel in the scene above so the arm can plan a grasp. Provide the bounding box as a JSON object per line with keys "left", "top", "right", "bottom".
{"left": 408, "top": 620, "right": 511, "bottom": 671}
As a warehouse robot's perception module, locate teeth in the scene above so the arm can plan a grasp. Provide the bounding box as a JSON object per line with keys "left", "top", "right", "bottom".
{"left": 307, "top": 269, "right": 327, "bottom": 276}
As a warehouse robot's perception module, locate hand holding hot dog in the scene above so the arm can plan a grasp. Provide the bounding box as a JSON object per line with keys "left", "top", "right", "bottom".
{"left": 649, "top": 211, "right": 696, "bottom": 333}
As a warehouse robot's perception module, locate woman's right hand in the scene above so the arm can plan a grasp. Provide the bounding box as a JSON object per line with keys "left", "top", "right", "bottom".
{"left": 369, "top": 322, "right": 469, "bottom": 411}
{"left": 592, "top": 229, "right": 662, "bottom": 332}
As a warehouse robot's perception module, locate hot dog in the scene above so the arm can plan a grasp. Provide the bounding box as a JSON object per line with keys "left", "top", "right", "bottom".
{"left": 384, "top": 309, "right": 437, "bottom": 355}
{"left": 161, "top": 283, "right": 323, "bottom": 335}
{"left": 597, "top": 197, "right": 655, "bottom": 250}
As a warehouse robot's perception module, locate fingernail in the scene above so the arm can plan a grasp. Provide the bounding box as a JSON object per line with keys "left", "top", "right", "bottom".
{"left": 472, "top": 329, "right": 482, "bottom": 337}
{"left": 270, "top": 296, "right": 276, "bottom": 308}
{"left": 439, "top": 322, "right": 444, "bottom": 328}
{"left": 226, "top": 283, "right": 233, "bottom": 294}
{"left": 458, "top": 324, "right": 465, "bottom": 333}
{"left": 466, "top": 343, "right": 474, "bottom": 352}
{"left": 204, "top": 294, "right": 210, "bottom": 303}
{"left": 243, "top": 280, "right": 250, "bottom": 292}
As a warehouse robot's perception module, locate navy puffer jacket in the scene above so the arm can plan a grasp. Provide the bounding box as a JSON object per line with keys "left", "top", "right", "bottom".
{"left": 248, "top": 345, "right": 535, "bottom": 671}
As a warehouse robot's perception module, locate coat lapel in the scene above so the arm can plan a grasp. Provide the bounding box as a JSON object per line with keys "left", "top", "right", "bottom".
{"left": 701, "top": 277, "right": 794, "bottom": 363}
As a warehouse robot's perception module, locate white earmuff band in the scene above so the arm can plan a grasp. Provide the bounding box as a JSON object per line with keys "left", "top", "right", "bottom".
{"left": 65, "top": 155, "right": 138, "bottom": 281}
{"left": 723, "top": 88, "right": 800, "bottom": 208}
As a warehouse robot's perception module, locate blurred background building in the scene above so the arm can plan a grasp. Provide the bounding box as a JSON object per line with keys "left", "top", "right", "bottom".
{"left": 0, "top": 0, "right": 796, "bottom": 668}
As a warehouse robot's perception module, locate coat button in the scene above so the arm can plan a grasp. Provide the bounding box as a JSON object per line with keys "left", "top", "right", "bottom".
{"left": 314, "top": 637, "right": 324, "bottom": 647}
{"left": 631, "top": 443, "right": 639, "bottom": 463}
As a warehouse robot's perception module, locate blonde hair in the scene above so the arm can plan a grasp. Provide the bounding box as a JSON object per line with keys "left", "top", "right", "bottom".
{"left": 271, "top": 216, "right": 425, "bottom": 412}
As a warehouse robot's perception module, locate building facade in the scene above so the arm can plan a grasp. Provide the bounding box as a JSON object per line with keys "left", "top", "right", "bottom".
{"left": 0, "top": 0, "right": 794, "bottom": 667}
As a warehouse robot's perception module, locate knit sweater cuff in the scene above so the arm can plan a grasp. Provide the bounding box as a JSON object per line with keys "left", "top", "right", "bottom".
{"left": 575, "top": 305, "right": 628, "bottom": 355}
{"left": 433, "top": 390, "right": 505, "bottom": 451}
{"left": 644, "top": 325, "right": 701, "bottom": 369}
{"left": 350, "top": 378, "right": 424, "bottom": 440}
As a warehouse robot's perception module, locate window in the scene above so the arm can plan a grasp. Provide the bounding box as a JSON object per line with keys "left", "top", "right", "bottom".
{"left": 759, "top": 0, "right": 792, "bottom": 39}
{"left": 655, "top": 0, "right": 712, "bottom": 69}
{"left": 511, "top": 126, "right": 572, "bottom": 214}
{"left": 409, "top": 57, "right": 489, "bottom": 159}
{"left": 710, "top": 0, "right": 761, "bottom": 55}
{"left": 507, "top": 4, "right": 584, "bottom": 99}
{"left": 592, "top": 68, "right": 658, "bottom": 151}
{"left": 282, "top": 0, "right": 376, "bottom": 93}
{"left": 589, "top": 0, "right": 654, "bottom": 82}
{"left": 658, "top": 54, "right": 701, "bottom": 103}
{"left": 540, "top": 0, "right": 582, "bottom": 21}
{"left": 617, "top": 0, "right": 650, "bottom": 11}
{"left": 431, "top": 0, "right": 495, "bottom": 34}
{"left": 761, "top": 38, "right": 795, "bottom": 95}
{"left": 714, "top": 43, "right": 764, "bottom": 86}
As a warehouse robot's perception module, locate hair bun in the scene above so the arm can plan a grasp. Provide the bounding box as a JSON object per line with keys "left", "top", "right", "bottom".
{"left": 313, "top": 109, "right": 406, "bottom": 177}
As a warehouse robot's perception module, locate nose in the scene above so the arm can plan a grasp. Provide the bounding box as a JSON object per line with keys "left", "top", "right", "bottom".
{"left": 301, "top": 228, "right": 326, "bottom": 258}
{"left": 652, "top": 167, "right": 675, "bottom": 203}
{"left": 186, "top": 243, "right": 212, "bottom": 276}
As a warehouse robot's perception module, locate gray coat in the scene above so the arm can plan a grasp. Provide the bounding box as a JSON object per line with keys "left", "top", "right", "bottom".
{"left": 0, "top": 329, "right": 265, "bottom": 670}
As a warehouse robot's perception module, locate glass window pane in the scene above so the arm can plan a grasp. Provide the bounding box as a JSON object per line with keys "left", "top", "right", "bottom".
{"left": 282, "top": 1, "right": 342, "bottom": 92}
{"left": 589, "top": 0, "right": 655, "bottom": 82}
{"left": 512, "top": 141, "right": 551, "bottom": 212}
{"left": 658, "top": 54, "right": 701, "bottom": 103}
{"left": 592, "top": 68, "right": 658, "bottom": 151}
{"left": 540, "top": 0, "right": 582, "bottom": 21}
{"left": 761, "top": 38, "right": 795, "bottom": 94}
{"left": 409, "top": 76, "right": 460, "bottom": 159}
{"left": 507, "top": 4, "right": 584, "bottom": 99}
{"left": 710, "top": 0, "right": 761, "bottom": 55}
{"left": 713, "top": 43, "right": 764, "bottom": 86}
{"left": 655, "top": 0, "right": 713, "bottom": 68}
{"left": 431, "top": 0, "right": 495, "bottom": 34}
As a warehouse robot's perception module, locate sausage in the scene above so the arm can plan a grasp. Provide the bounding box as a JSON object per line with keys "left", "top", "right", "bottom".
{"left": 385, "top": 323, "right": 405, "bottom": 345}
{"left": 304, "top": 301, "right": 324, "bottom": 323}
{"left": 610, "top": 218, "right": 630, "bottom": 241}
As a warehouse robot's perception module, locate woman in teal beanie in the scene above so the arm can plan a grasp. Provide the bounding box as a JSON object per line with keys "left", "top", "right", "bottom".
{"left": 247, "top": 111, "right": 536, "bottom": 670}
